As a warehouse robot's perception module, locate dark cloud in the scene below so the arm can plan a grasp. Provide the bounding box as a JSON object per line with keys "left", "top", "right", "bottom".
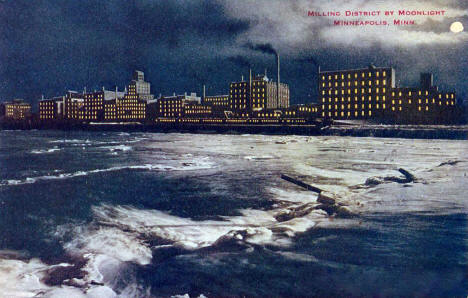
{"left": 245, "top": 42, "right": 277, "bottom": 56}
{"left": 0, "top": 0, "right": 250, "bottom": 103}
{"left": 0, "top": 0, "right": 466, "bottom": 107}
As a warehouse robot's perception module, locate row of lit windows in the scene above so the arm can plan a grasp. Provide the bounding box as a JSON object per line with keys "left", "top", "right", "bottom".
{"left": 155, "top": 117, "right": 306, "bottom": 124}
{"left": 208, "top": 102, "right": 229, "bottom": 106}
{"left": 321, "top": 70, "right": 388, "bottom": 81}
{"left": 322, "top": 87, "right": 387, "bottom": 95}
{"left": 5, "top": 105, "right": 30, "bottom": 110}
{"left": 230, "top": 104, "right": 247, "bottom": 109}
{"left": 284, "top": 111, "right": 297, "bottom": 116}
{"left": 390, "top": 98, "right": 455, "bottom": 105}
{"left": 324, "top": 103, "right": 386, "bottom": 110}
{"left": 322, "top": 103, "right": 453, "bottom": 114}
{"left": 205, "top": 97, "right": 228, "bottom": 101}
{"left": 322, "top": 80, "right": 387, "bottom": 88}
{"left": 231, "top": 82, "right": 248, "bottom": 87}
{"left": 323, "top": 111, "right": 374, "bottom": 117}
{"left": 323, "top": 96, "right": 387, "bottom": 103}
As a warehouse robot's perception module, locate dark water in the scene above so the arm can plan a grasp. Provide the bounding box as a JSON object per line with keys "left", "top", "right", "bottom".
{"left": 0, "top": 130, "right": 466, "bottom": 297}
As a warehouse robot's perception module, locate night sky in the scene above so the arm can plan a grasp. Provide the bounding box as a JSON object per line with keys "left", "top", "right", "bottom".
{"left": 1, "top": 0, "right": 467, "bottom": 107}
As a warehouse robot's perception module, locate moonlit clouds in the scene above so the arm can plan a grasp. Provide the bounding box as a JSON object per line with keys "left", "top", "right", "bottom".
{"left": 220, "top": 0, "right": 468, "bottom": 51}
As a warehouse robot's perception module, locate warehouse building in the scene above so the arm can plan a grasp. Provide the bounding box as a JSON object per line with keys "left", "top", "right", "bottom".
{"left": 318, "top": 65, "right": 458, "bottom": 124}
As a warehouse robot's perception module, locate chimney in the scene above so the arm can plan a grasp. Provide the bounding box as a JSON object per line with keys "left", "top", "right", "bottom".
{"left": 276, "top": 53, "right": 280, "bottom": 108}
{"left": 83, "top": 87, "right": 87, "bottom": 94}
{"left": 249, "top": 68, "right": 252, "bottom": 109}
{"left": 241, "top": 75, "right": 244, "bottom": 81}
{"left": 102, "top": 86, "right": 105, "bottom": 91}
{"left": 203, "top": 84, "right": 206, "bottom": 101}
{"left": 317, "top": 65, "right": 321, "bottom": 103}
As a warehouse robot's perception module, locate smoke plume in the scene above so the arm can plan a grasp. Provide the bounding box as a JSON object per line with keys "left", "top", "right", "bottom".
{"left": 245, "top": 42, "right": 277, "bottom": 56}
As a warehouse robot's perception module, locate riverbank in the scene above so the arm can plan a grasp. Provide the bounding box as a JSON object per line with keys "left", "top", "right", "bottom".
{"left": 1, "top": 121, "right": 467, "bottom": 139}
{"left": 321, "top": 124, "right": 468, "bottom": 140}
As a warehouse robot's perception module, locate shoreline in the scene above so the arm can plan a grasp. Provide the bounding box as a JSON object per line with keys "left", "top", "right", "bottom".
{"left": 1, "top": 122, "right": 467, "bottom": 140}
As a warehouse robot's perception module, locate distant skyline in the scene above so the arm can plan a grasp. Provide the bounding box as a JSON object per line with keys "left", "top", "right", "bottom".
{"left": 1, "top": 0, "right": 467, "bottom": 106}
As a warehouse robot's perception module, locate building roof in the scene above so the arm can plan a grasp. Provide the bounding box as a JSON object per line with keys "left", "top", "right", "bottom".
{"left": 4, "top": 100, "right": 30, "bottom": 106}
{"left": 103, "top": 90, "right": 125, "bottom": 101}
{"left": 204, "top": 95, "right": 229, "bottom": 98}
{"left": 319, "top": 65, "right": 392, "bottom": 73}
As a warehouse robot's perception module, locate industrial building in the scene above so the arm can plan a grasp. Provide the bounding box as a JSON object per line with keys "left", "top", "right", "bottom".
{"left": 387, "top": 74, "right": 457, "bottom": 124}
{"left": 203, "top": 95, "right": 229, "bottom": 108}
{"left": 127, "top": 70, "right": 154, "bottom": 102}
{"left": 156, "top": 93, "right": 201, "bottom": 118}
{"left": 39, "top": 96, "right": 64, "bottom": 120}
{"left": 319, "top": 65, "right": 395, "bottom": 119}
{"left": 184, "top": 102, "right": 212, "bottom": 117}
{"left": 318, "top": 66, "right": 458, "bottom": 124}
{"left": 0, "top": 99, "right": 31, "bottom": 120}
{"left": 64, "top": 91, "right": 85, "bottom": 120}
{"left": 102, "top": 71, "right": 152, "bottom": 122}
{"left": 61, "top": 71, "right": 151, "bottom": 122}
{"left": 229, "top": 73, "right": 290, "bottom": 115}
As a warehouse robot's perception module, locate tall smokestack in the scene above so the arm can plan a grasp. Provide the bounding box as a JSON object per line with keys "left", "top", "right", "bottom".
{"left": 203, "top": 84, "right": 206, "bottom": 101}
{"left": 249, "top": 68, "right": 252, "bottom": 110}
{"left": 318, "top": 65, "right": 321, "bottom": 104}
{"left": 277, "top": 53, "right": 280, "bottom": 108}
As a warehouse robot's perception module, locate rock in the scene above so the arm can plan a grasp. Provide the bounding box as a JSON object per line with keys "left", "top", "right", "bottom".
{"left": 274, "top": 204, "right": 316, "bottom": 222}
{"left": 365, "top": 168, "right": 415, "bottom": 185}
{"left": 365, "top": 177, "right": 385, "bottom": 185}
{"left": 275, "top": 210, "right": 293, "bottom": 222}
{"left": 336, "top": 206, "right": 354, "bottom": 217}
{"left": 315, "top": 204, "right": 338, "bottom": 215}
{"left": 317, "top": 192, "right": 336, "bottom": 205}
{"left": 437, "top": 160, "right": 461, "bottom": 167}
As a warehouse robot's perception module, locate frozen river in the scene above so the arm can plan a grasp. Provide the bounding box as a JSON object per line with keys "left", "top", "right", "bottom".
{"left": 0, "top": 130, "right": 466, "bottom": 297}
